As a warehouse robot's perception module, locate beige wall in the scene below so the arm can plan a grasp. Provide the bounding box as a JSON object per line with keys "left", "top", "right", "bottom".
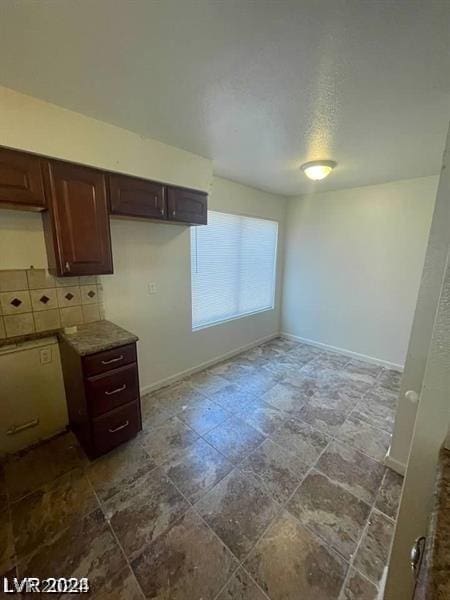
{"left": 0, "top": 87, "right": 286, "bottom": 392}
{"left": 0, "top": 85, "right": 212, "bottom": 191}
{"left": 0, "top": 210, "right": 47, "bottom": 270}
{"left": 0, "top": 83, "right": 211, "bottom": 271}
{"left": 281, "top": 177, "right": 437, "bottom": 367}
{"left": 0, "top": 181, "right": 286, "bottom": 392}
{"left": 102, "top": 176, "right": 286, "bottom": 392}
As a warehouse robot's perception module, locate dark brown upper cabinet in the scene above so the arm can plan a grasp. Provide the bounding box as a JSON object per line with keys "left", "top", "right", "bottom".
{"left": 167, "top": 185, "right": 208, "bottom": 225}
{"left": 109, "top": 173, "right": 166, "bottom": 220}
{"left": 0, "top": 146, "right": 207, "bottom": 276}
{"left": 42, "top": 160, "right": 113, "bottom": 276}
{"left": 108, "top": 174, "right": 208, "bottom": 226}
{"left": 0, "top": 147, "right": 46, "bottom": 210}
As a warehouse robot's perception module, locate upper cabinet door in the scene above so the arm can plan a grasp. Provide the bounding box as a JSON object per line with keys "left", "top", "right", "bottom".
{"left": 0, "top": 147, "right": 46, "bottom": 210}
{"left": 109, "top": 173, "right": 166, "bottom": 220}
{"left": 167, "top": 186, "right": 207, "bottom": 225}
{"left": 43, "top": 160, "right": 113, "bottom": 276}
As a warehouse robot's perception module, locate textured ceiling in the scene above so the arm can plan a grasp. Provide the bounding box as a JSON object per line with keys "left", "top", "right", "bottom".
{"left": 0, "top": 0, "right": 449, "bottom": 195}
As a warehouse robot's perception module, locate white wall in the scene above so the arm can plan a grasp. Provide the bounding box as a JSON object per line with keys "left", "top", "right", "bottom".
{"left": 101, "top": 176, "right": 286, "bottom": 392}
{"left": 388, "top": 138, "right": 450, "bottom": 472}
{"left": 385, "top": 128, "right": 450, "bottom": 597}
{"left": 281, "top": 177, "right": 437, "bottom": 367}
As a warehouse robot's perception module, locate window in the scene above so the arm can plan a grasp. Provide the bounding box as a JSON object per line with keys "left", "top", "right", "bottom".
{"left": 191, "top": 211, "right": 278, "bottom": 329}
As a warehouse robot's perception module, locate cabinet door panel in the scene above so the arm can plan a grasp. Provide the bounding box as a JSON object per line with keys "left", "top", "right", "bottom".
{"left": 0, "top": 147, "right": 46, "bottom": 210}
{"left": 109, "top": 173, "right": 166, "bottom": 219}
{"left": 43, "top": 160, "right": 113, "bottom": 276}
{"left": 167, "top": 186, "right": 207, "bottom": 225}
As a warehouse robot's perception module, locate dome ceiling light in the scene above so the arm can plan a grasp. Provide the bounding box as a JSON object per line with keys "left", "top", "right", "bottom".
{"left": 301, "top": 160, "right": 337, "bottom": 181}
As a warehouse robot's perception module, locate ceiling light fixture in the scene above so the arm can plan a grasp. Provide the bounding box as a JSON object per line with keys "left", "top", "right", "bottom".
{"left": 301, "top": 160, "right": 337, "bottom": 181}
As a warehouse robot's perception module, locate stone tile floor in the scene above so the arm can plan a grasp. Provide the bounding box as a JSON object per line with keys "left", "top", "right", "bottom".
{"left": 0, "top": 338, "right": 404, "bottom": 599}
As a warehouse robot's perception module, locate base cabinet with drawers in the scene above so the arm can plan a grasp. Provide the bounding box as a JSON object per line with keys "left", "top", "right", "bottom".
{"left": 60, "top": 340, "right": 142, "bottom": 458}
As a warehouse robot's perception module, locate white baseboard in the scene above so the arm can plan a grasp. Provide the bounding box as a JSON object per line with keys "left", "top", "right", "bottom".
{"left": 139, "top": 332, "right": 279, "bottom": 396}
{"left": 377, "top": 567, "right": 388, "bottom": 600}
{"left": 280, "top": 332, "right": 404, "bottom": 371}
{"left": 384, "top": 450, "right": 406, "bottom": 476}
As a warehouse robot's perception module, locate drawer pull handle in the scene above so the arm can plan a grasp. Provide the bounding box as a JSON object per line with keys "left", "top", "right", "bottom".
{"left": 105, "top": 384, "right": 126, "bottom": 396}
{"left": 101, "top": 354, "right": 123, "bottom": 365}
{"left": 108, "top": 420, "right": 129, "bottom": 433}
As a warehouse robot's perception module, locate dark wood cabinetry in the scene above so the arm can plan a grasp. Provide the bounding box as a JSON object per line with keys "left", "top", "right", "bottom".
{"left": 167, "top": 185, "right": 208, "bottom": 224}
{"left": 0, "top": 147, "right": 46, "bottom": 210}
{"left": 60, "top": 340, "right": 141, "bottom": 458}
{"left": 109, "top": 173, "right": 208, "bottom": 225}
{"left": 0, "top": 145, "right": 208, "bottom": 276}
{"left": 42, "top": 160, "right": 113, "bottom": 276}
{"left": 109, "top": 173, "right": 166, "bottom": 220}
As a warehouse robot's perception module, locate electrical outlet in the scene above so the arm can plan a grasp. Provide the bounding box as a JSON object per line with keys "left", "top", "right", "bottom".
{"left": 148, "top": 283, "right": 157, "bottom": 295}
{"left": 40, "top": 347, "right": 52, "bottom": 365}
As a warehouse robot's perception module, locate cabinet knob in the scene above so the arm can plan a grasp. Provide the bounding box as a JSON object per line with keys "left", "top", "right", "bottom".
{"left": 65, "top": 261, "right": 71, "bottom": 272}
{"left": 160, "top": 207, "right": 165, "bottom": 215}
{"left": 172, "top": 209, "right": 176, "bottom": 217}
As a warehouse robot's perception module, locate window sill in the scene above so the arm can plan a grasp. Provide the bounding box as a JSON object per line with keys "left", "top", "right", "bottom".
{"left": 192, "top": 306, "right": 275, "bottom": 332}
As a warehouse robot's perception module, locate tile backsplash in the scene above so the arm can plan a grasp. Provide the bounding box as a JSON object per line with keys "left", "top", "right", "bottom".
{"left": 0, "top": 269, "right": 104, "bottom": 339}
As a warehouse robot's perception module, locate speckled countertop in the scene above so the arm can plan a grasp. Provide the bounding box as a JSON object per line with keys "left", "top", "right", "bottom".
{"left": 59, "top": 320, "right": 138, "bottom": 356}
{"left": 415, "top": 448, "right": 450, "bottom": 599}
{"left": 0, "top": 320, "right": 138, "bottom": 356}
{"left": 0, "top": 329, "right": 60, "bottom": 350}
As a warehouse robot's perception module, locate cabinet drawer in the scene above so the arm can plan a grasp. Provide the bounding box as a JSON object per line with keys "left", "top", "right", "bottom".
{"left": 86, "top": 363, "right": 139, "bottom": 417}
{"left": 92, "top": 401, "right": 140, "bottom": 456}
{"left": 83, "top": 343, "right": 136, "bottom": 377}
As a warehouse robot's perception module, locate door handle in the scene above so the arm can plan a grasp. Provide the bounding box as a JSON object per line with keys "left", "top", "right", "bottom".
{"left": 410, "top": 536, "right": 426, "bottom": 577}
{"left": 405, "top": 390, "right": 419, "bottom": 404}
{"left": 105, "top": 384, "right": 126, "bottom": 396}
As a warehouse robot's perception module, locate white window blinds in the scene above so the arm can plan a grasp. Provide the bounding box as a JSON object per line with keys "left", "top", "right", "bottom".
{"left": 191, "top": 211, "right": 278, "bottom": 329}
